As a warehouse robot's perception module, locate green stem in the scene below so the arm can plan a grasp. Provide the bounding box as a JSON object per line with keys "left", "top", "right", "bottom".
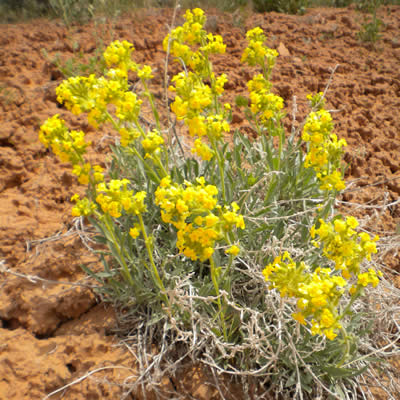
{"left": 105, "top": 110, "right": 121, "bottom": 131}
{"left": 251, "top": 112, "right": 263, "bottom": 137}
{"left": 134, "top": 120, "right": 146, "bottom": 137}
{"left": 210, "top": 257, "right": 228, "bottom": 341}
{"left": 277, "top": 122, "right": 284, "bottom": 171}
{"left": 129, "top": 146, "right": 162, "bottom": 184}
{"left": 210, "top": 139, "right": 226, "bottom": 203}
{"left": 220, "top": 254, "right": 234, "bottom": 291}
{"left": 336, "top": 326, "right": 351, "bottom": 367}
{"left": 152, "top": 153, "right": 169, "bottom": 178}
{"left": 262, "top": 60, "right": 271, "bottom": 82}
{"left": 102, "top": 214, "right": 134, "bottom": 287}
{"left": 340, "top": 287, "right": 362, "bottom": 320}
{"left": 142, "top": 79, "right": 161, "bottom": 131}
{"left": 138, "top": 214, "right": 169, "bottom": 305}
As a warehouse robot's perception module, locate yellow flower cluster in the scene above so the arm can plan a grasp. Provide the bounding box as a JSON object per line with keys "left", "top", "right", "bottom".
{"left": 310, "top": 216, "right": 379, "bottom": 279}
{"left": 241, "top": 27, "right": 279, "bottom": 73}
{"left": 170, "top": 71, "right": 230, "bottom": 160}
{"left": 242, "top": 31, "right": 284, "bottom": 131}
{"left": 56, "top": 72, "right": 142, "bottom": 129}
{"left": 170, "top": 71, "right": 229, "bottom": 160}
{"left": 307, "top": 91, "right": 325, "bottom": 110}
{"left": 165, "top": 9, "right": 230, "bottom": 161}
{"left": 170, "top": 72, "right": 212, "bottom": 119}
{"left": 302, "top": 108, "right": 347, "bottom": 191}
{"left": 72, "top": 163, "right": 92, "bottom": 185}
{"left": 205, "top": 114, "right": 230, "bottom": 141}
{"left": 248, "top": 75, "right": 284, "bottom": 126}
{"left": 119, "top": 127, "right": 141, "bottom": 147}
{"left": 141, "top": 129, "right": 165, "bottom": 158}
{"left": 39, "top": 115, "right": 89, "bottom": 164}
{"left": 55, "top": 40, "right": 152, "bottom": 132}
{"left": 91, "top": 165, "right": 105, "bottom": 183}
{"left": 137, "top": 65, "right": 154, "bottom": 80}
{"left": 264, "top": 215, "right": 381, "bottom": 340}
{"left": 356, "top": 268, "right": 381, "bottom": 289}
{"left": 55, "top": 74, "right": 98, "bottom": 116}
{"left": 39, "top": 114, "right": 95, "bottom": 184}
{"left": 164, "top": 8, "right": 225, "bottom": 77}
{"left": 155, "top": 176, "right": 244, "bottom": 261}
{"left": 114, "top": 91, "right": 142, "bottom": 123}
{"left": 70, "top": 194, "right": 97, "bottom": 217}
{"left": 191, "top": 138, "right": 214, "bottom": 161}
{"left": 96, "top": 179, "right": 147, "bottom": 218}
{"left": 103, "top": 40, "right": 137, "bottom": 73}
{"left": 263, "top": 252, "right": 346, "bottom": 340}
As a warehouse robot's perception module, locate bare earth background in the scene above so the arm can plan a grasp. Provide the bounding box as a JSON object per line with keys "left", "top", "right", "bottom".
{"left": 0, "top": 5, "right": 399, "bottom": 399}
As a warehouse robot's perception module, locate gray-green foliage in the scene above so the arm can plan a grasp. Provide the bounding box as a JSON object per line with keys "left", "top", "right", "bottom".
{"left": 83, "top": 108, "right": 376, "bottom": 398}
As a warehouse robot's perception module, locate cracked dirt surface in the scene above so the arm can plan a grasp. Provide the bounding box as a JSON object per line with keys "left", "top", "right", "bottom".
{"left": 0, "top": 5, "right": 399, "bottom": 399}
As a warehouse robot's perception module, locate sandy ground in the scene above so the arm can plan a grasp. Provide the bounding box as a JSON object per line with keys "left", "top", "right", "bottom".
{"left": 0, "top": 5, "right": 399, "bottom": 399}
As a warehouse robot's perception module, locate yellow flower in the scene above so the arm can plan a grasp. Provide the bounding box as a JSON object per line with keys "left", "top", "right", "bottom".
{"left": 137, "top": 65, "right": 153, "bottom": 80}
{"left": 176, "top": 199, "right": 188, "bottom": 214}
{"left": 349, "top": 286, "right": 357, "bottom": 296}
{"left": 205, "top": 213, "right": 219, "bottom": 227}
{"left": 226, "top": 245, "right": 240, "bottom": 257}
{"left": 191, "top": 138, "right": 214, "bottom": 161}
{"left": 203, "top": 247, "right": 214, "bottom": 259}
{"left": 292, "top": 312, "right": 306, "bottom": 326}
{"left": 93, "top": 165, "right": 104, "bottom": 183}
{"left": 346, "top": 216, "right": 359, "bottom": 229}
{"left": 187, "top": 116, "right": 206, "bottom": 137}
{"left": 71, "top": 104, "right": 81, "bottom": 115}
{"left": 141, "top": 129, "right": 164, "bottom": 155}
{"left": 70, "top": 194, "right": 96, "bottom": 217}
{"left": 320, "top": 308, "right": 335, "bottom": 328}
{"left": 342, "top": 268, "right": 351, "bottom": 280}
{"left": 334, "top": 219, "right": 346, "bottom": 233}
{"left": 311, "top": 320, "right": 321, "bottom": 336}
{"left": 324, "top": 328, "right": 337, "bottom": 341}
{"left": 364, "top": 240, "right": 377, "bottom": 254}
{"left": 311, "top": 295, "right": 327, "bottom": 308}
{"left": 129, "top": 227, "right": 140, "bottom": 239}
{"left": 119, "top": 127, "right": 140, "bottom": 147}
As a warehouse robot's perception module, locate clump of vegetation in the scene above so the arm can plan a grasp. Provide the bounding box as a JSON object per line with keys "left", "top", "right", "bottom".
{"left": 357, "top": 0, "right": 384, "bottom": 43}
{"left": 42, "top": 39, "right": 107, "bottom": 78}
{"left": 252, "top": 0, "right": 308, "bottom": 14}
{"left": 37, "top": 8, "right": 400, "bottom": 399}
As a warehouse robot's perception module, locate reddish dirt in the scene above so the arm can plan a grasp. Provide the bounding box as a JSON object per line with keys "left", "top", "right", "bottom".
{"left": 0, "top": 5, "right": 399, "bottom": 399}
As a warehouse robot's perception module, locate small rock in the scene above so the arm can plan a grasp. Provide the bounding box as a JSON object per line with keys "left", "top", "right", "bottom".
{"left": 322, "top": 23, "right": 338, "bottom": 35}
{"left": 231, "top": 112, "right": 243, "bottom": 124}
{"left": 133, "top": 37, "right": 146, "bottom": 50}
{"left": 205, "top": 15, "right": 218, "bottom": 33}
{"left": 341, "top": 16, "right": 354, "bottom": 29}
{"left": 278, "top": 42, "right": 290, "bottom": 57}
{"left": 391, "top": 39, "right": 400, "bottom": 49}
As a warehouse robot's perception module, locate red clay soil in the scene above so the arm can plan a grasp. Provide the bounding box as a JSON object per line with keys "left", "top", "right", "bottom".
{"left": 0, "top": 5, "right": 399, "bottom": 399}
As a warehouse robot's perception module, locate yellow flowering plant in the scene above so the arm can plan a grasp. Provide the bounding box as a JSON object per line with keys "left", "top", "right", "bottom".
{"left": 38, "top": 8, "right": 387, "bottom": 399}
